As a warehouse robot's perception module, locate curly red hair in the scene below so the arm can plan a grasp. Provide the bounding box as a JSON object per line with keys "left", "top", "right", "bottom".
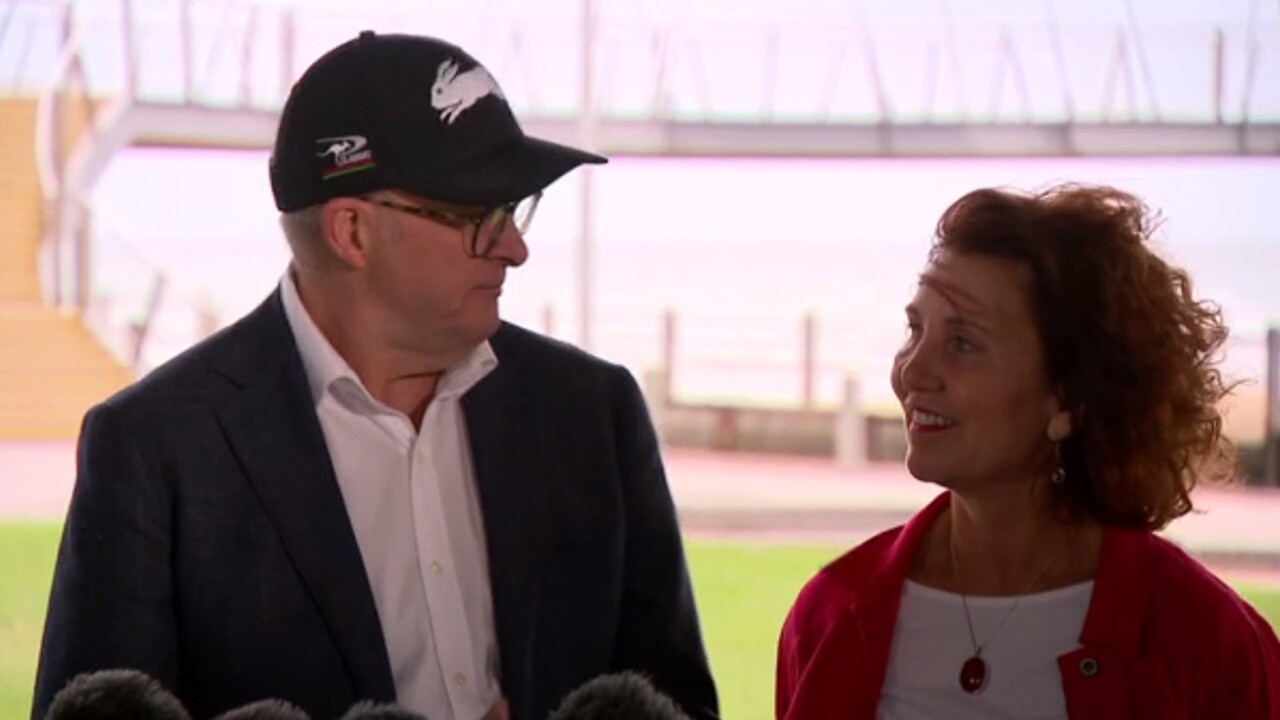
{"left": 933, "top": 184, "right": 1236, "bottom": 530}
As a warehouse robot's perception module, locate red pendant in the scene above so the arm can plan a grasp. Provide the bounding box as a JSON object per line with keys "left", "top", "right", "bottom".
{"left": 960, "top": 656, "right": 987, "bottom": 694}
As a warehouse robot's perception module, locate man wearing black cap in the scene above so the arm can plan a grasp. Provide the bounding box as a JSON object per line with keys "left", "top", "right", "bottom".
{"left": 33, "top": 32, "right": 718, "bottom": 720}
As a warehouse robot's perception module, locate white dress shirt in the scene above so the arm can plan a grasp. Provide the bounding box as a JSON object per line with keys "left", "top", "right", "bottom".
{"left": 281, "top": 273, "right": 501, "bottom": 720}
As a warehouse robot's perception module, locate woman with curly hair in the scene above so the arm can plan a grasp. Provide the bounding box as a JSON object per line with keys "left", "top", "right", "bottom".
{"left": 776, "top": 184, "right": 1280, "bottom": 719}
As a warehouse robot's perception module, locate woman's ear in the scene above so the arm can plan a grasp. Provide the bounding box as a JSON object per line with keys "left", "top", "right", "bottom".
{"left": 1047, "top": 410, "right": 1073, "bottom": 442}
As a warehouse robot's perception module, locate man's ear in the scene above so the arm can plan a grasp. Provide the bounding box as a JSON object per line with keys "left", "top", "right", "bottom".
{"left": 320, "top": 197, "right": 375, "bottom": 269}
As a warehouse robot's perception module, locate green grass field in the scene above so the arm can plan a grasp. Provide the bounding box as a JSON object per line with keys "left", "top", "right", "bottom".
{"left": 3, "top": 525, "right": 1277, "bottom": 720}
{"left": 0, "top": 523, "right": 61, "bottom": 719}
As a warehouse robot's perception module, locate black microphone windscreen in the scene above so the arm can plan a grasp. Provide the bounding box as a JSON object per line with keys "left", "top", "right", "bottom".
{"left": 44, "top": 669, "right": 192, "bottom": 720}
{"left": 338, "top": 700, "right": 427, "bottom": 719}
{"left": 211, "top": 698, "right": 312, "bottom": 720}
{"left": 548, "top": 672, "right": 692, "bottom": 720}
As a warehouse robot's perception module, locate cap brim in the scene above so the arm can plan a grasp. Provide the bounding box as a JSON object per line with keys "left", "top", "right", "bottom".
{"left": 402, "top": 135, "right": 607, "bottom": 206}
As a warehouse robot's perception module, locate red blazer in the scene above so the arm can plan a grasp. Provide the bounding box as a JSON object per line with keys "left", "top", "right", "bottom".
{"left": 777, "top": 492, "right": 1280, "bottom": 720}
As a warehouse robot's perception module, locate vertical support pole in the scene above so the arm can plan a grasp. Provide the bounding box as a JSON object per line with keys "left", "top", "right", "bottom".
{"left": 47, "top": 2, "right": 73, "bottom": 307}
{"left": 1044, "top": 0, "right": 1076, "bottom": 120}
{"left": 542, "top": 304, "right": 555, "bottom": 337}
{"left": 240, "top": 5, "right": 259, "bottom": 106}
{"left": 130, "top": 275, "right": 167, "bottom": 370}
{"left": 578, "top": 0, "right": 598, "bottom": 350}
{"left": 835, "top": 374, "right": 866, "bottom": 469}
{"left": 1212, "top": 27, "right": 1224, "bottom": 124}
{"left": 802, "top": 312, "right": 817, "bottom": 408}
{"left": 122, "top": 0, "right": 137, "bottom": 98}
{"left": 179, "top": 0, "right": 192, "bottom": 102}
{"left": 1239, "top": 0, "right": 1262, "bottom": 122}
{"left": 662, "top": 309, "right": 677, "bottom": 402}
{"left": 73, "top": 204, "right": 90, "bottom": 312}
{"left": 1264, "top": 327, "right": 1279, "bottom": 487}
{"left": 280, "top": 6, "right": 295, "bottom": 99}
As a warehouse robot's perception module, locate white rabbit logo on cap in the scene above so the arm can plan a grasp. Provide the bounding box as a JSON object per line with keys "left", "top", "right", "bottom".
{"left": 431, "top": 58, "right": 504, "bottom": 125}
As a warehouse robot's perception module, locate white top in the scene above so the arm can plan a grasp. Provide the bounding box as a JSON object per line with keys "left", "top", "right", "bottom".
{"left": 281, "top": 274, "right": 501, "bottom": 720}
{"left": 877, "top": 579, "right": 1095, "bottom": 720}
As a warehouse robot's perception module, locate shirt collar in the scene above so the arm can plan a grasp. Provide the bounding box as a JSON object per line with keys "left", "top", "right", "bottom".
{"left": 279, "top": 270, "right": 498, "bottom": 407}
{"left": 437, "top": 340, "right": 498, "bottom": 400}
{"left": 280, "top": 269, "right": 359, "bottom": 405}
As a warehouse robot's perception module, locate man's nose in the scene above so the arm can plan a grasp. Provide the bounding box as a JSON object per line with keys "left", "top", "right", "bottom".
{"left": 488, "top": 221, "right": 529, "bottom": 267}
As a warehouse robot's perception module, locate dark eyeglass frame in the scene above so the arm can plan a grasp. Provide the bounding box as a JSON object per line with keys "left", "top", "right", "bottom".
{"left": 364, "top": 192, "right": 541, "bottom": 258}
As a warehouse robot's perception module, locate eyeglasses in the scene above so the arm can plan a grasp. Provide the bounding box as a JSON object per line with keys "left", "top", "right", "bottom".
{"left": 365, "top": 192, "right": 541, "bottom": 258}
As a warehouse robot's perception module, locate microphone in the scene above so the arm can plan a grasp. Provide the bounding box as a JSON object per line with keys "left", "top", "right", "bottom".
{"left": 44, "top": 668, "right": 192, "bottom": 720}
{"left": 211, "top": 699, "right": 311, "bottom": 719}
{"left": 338, "top": 700, "right": 427, "bottom": 719}
{"left": 547, "top": 672, "right": 693, "bottom": 720}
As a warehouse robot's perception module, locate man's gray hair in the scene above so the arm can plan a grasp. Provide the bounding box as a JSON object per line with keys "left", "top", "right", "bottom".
{"left": 279, "top": 206, "right": 328, "bottom": 268}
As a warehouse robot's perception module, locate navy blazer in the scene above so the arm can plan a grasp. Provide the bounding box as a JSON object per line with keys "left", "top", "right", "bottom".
{"left": 33, "top": 292, "right": 718, "bottom": 720}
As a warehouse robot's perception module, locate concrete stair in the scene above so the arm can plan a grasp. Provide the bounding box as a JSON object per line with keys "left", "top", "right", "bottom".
{"left": 0, "top": 97, "right": 133, "bottom": 439}
{"left": 0, "top": 302, "right": 133, "bottom": 438}
{"left": 0, "top": 98, "right": 41, "bottom": 302}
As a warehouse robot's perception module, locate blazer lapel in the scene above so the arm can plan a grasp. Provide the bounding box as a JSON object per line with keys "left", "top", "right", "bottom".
{"left": 213, "top": 294, "right": 396, "bottom": 702}
{"left": 463, "top": 337, "right": 548, "bottom": 717}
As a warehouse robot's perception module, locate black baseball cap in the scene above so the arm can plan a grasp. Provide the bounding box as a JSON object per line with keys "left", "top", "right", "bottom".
{"left": 270, "top": 31, "right": 606, "bottom": 212}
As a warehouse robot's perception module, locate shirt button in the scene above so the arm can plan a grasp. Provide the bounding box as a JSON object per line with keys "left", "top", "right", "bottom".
{"left": 431, "top": 560, "right": 444, "bottom": 575}
{"left": 453, "top": 672, "right": 467, "bottom": 687}
{"left": 1079, "top": 657, "right": 1100, "bottom": 676}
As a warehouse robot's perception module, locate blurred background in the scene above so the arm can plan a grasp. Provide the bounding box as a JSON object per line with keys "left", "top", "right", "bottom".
{"left": 1, "top": 0, "right": 1279, "bottom": 718}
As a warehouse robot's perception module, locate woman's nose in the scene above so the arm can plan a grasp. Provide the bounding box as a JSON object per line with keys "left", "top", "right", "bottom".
{"left": 894, "top": 336, "right": 941, "bottom": 394}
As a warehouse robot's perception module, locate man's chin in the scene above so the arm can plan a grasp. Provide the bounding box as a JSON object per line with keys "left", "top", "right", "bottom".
{"left": 478, "top": 313, "right": 502, "bottom": 339}
{"left": 454, "top": 315, "right": 501, "bottom": 348}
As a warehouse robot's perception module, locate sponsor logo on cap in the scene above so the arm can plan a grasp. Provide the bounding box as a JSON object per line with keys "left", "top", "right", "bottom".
{"left": 316, "top": 135, "right": 375, "bottom": 179}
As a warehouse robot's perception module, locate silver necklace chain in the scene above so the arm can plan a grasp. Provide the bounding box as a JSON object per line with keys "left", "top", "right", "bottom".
{"left": 948, "top": 527, "right": 1068, "bottom": 658}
